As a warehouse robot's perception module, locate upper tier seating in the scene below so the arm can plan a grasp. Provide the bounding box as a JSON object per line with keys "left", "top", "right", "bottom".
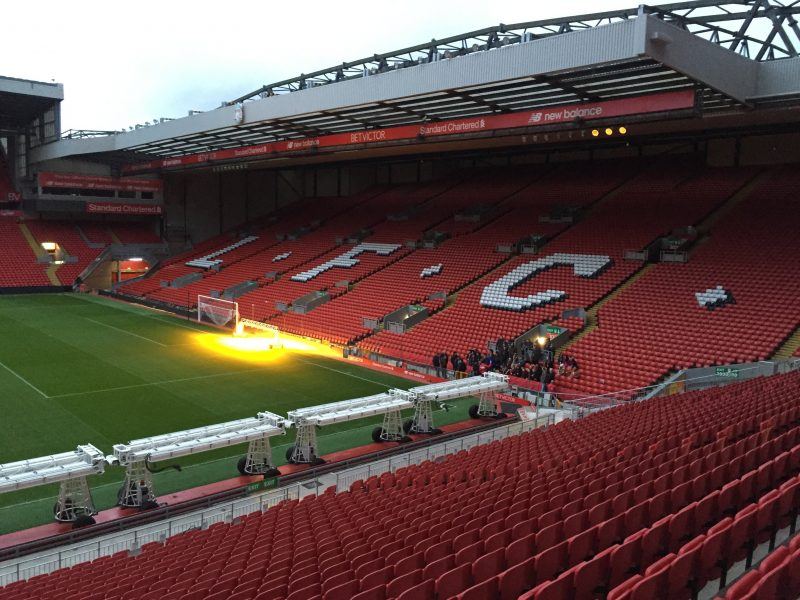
{"left": 557, "top": 166, "right": 800, "bottom": 397}
{"left": 1, "top": 371, "right": 797, "bottom": 600}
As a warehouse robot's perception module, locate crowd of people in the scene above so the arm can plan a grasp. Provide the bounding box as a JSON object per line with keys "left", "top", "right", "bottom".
{"left": 431, "top": 336, "right": 580, "bottom": 386}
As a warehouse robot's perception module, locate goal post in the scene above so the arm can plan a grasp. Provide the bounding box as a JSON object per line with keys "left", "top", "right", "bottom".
{"left": 197, "top": 295, "right": 239, "bottom": 329}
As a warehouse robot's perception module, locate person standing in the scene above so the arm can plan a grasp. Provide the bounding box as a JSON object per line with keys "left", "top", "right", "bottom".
{"left": 432, "top": 353, "right": 442, "bottom": 378}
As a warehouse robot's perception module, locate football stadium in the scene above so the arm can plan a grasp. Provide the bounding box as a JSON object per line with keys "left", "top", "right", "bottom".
{"left": 1, "top": 1, "right": 800, "bottom": 598}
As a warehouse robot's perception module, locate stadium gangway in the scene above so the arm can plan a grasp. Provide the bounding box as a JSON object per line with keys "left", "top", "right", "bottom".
{"left": 0, "top": 444, "right": 106, "bottom": 523}
{"left": 284, "top": 373, "right": 510, "bottom": 463}
{"left": 111, "top": 411, "right": 286, "bottom": 508}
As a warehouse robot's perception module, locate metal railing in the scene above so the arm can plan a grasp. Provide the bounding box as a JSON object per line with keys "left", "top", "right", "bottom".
{"left": 333, "top": 414, "right": 553, "bottom": 492}
{"left": 0, "top": 414, "right": 552, "bottom": 587}
{"left": 0, "top": 485, "right": 301, "bottom": 587}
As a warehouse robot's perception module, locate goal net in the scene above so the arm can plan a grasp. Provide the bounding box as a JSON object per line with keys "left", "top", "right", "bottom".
{"left": 197, "top": 295, "right": 239, "bottom": 328}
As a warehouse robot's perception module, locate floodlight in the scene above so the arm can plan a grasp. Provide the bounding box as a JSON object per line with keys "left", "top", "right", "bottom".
{"left": 41, "top": 242, "right": 57, "bottom": 251}
{"left": 591, "top": 129, "right": 600, "bottom": 137}
{"left": 128, "top": 257, "right": 143, "bottom": 262}
{"left": 604, "top": 128, "right": 613, "bottom": 136}
{"left": 536, "top": 336, "right": 548, "bottom": 347}
{"left": 619, "top": 126, "right": 627, "bottom": 134}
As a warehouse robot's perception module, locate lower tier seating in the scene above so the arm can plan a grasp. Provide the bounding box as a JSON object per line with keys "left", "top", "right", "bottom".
{"left": 0, "top": 220, "right": 163, "bottom": 289}
{"left": 1, "top": 371, "right": 797, "bottom": 600}
{"left": 363, "top": 165, "right": 753, "bottom": 366}
{"left": 0, "top": 221, "right": 50, "bottom": 287}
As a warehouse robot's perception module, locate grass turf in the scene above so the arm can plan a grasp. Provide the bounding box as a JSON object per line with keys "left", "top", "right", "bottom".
{"left": 0, "top": 293, "right": 473, "bottom": 534}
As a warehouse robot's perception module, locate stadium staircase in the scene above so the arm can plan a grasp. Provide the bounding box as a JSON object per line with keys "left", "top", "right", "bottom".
{"left": 0, "top": 371, "right": 797, "bottom": 600}
{"left": 772, "top": 327, "right": 800, "bottom": 360}
{"left": 555, "top": 264, "right": 656, "bottom": 359}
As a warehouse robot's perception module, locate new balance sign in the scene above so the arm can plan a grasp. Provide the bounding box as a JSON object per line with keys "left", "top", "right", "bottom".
{"left": 124, "top": 90, "right": 695, "bottom": 173}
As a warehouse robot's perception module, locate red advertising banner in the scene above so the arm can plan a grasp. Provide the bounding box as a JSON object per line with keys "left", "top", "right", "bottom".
{"left": 123, "top": 90, "right": 694, "bottom": 173}
{"left": 39, "top": 172, "right": 163, "bottom": 192}
{"left": 86, "top": 202, "right": 162, "bottom": 215}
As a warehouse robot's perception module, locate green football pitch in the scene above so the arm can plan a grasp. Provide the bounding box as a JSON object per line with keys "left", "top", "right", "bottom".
{"left": 0, "top": 293, "right": 473, "bottom": 534}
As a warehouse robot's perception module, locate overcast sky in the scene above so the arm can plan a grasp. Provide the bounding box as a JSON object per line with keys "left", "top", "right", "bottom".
{"left": 0, "top": 1, "right": 720, "bottom": 131}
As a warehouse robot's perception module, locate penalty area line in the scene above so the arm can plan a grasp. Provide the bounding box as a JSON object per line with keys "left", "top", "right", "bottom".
{"left": 294, "top": 356, "right": 393, "bottom": 389}
{"left": 0, "top": 360, "right": 49, "bottom": 398}
{"left": 48, "top": 367, "right": 274, "bottom": 399}
{"left": 83, "top": 317, "right": 167, "bottom": 347}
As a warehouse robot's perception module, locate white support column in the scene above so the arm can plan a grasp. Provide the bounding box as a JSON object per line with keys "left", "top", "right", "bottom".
{"left": 379, "top": 409, "right": 407, "bottom": 442}
{"left": 410, "top": 395, "right": 438, "bottom": 434}
{"left": 476, "top": 390, "right": 500, "bottom": 418}
{"left": 118, "top": 461, "right": 154, "bottom": 508}
{"left": 241, "top": 437, "right": 280, "bottom": 476}
{"left": 290, "top": 421, "right": 320, "bottom": 464}
{"left": 54, "top": 477, "right": 96, "bottom": 522}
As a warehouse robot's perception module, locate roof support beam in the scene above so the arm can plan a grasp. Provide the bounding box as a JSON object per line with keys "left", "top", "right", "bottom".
{"left": 532, "top": 74, "right": 601, "bottom": 102}
{"left": 444, "top": 90, "right": 509, "bottom": 113}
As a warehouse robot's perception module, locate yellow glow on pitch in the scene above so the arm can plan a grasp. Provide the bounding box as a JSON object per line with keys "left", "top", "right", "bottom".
{"left": 192, "top": 328, "right": 339, "bottom": 364}
{"left": 218, "top": 335, "right": 275, "bottom": 352}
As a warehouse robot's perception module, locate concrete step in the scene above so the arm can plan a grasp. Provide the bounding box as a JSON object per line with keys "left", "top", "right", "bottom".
{"left": 772, "top": 325, "right": 800, "bottom": 360}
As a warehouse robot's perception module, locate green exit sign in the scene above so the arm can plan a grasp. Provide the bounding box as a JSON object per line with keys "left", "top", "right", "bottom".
{"left": 715, "top": 367, "right": 739, "bottom": 379}
{"left": 247, "top": 477, "right": 278, "bottom": 494}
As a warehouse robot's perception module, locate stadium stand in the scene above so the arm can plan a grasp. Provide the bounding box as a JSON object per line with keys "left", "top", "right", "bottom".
{"left": 0, "top": 220, "right": 51, "bottom": 287}
{"left": 363, "top": 160, "right": 755, "bottom": 367}
{"left": 0, "top": 219, "right": 163, "bottom": 288}
{"left": 0, "top": 371, "right": 796, "bottom": 600}
{"left": 25, "top": 220, "right": 106, "bottom": 285}
{"left": 114, "top": 158, "right": 799, "bottom": 397}
{"left": 557, "top": 166, "right": 800, "bottom": 397}
{"left": 278, "top": 162, "right": 629, "bottom": 345}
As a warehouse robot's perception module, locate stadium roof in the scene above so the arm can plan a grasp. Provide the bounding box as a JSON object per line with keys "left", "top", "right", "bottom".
{"left": 30, "top": 0, "right": 800, "bottom": 168}
{"left": 0, "top": 76, "right": 63, "bottom": 135}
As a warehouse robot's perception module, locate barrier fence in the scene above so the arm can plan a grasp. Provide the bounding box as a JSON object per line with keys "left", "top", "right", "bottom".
{"left": 0, "top": 414, "right": 553, "bottom": 588}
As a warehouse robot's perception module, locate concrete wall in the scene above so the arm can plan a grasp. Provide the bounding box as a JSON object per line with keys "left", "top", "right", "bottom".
{"left": 82, "top": 260, "right": 114, "bottom": 290}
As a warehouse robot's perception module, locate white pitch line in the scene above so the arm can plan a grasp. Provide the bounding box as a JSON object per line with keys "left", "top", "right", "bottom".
{"left": 147, "top": 315, "right": 208, "bottom": 333}
{"left": 294, "top": 356, "right": 393, "bottom": 388}
{"left": 0, "top": 359, "right": 49, "bottom": 398}
{"left": 83, "top": 317, "right": 167, "bottom": 347}
{"left": 48, "top": 366, "right": 275, "bottom": 399}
